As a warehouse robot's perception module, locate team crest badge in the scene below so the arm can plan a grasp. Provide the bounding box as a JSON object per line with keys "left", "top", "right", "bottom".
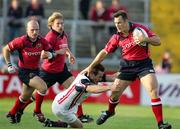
{"left": 36, "top": 43, "right": 42, "bottom": 48}
{"left": 29, "top": 73, "right": 35, "bottom": 78}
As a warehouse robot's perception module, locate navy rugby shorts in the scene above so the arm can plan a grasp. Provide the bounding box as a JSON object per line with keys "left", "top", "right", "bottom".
{"left": 118, "top": 58, "right": 155, "bottom": 81}
{"left": 18, "top": 68, "right": 39, "bottom": 86}
{"left": 39, "top": 64, "right": 72, "bottom": 88}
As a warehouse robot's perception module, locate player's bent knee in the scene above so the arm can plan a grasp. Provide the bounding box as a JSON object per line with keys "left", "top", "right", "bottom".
{"left": 37, "top": 83, "right": 48, "bottom": 93}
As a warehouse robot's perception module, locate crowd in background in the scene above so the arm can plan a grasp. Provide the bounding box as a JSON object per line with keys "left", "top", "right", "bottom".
{"left": 6, "top": 0, "right": 128, "bottom": 41}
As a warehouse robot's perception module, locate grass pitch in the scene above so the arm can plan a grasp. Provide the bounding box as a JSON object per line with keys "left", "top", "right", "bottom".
{"left": 0, "top": 98, "right": 180, "bottom": 129}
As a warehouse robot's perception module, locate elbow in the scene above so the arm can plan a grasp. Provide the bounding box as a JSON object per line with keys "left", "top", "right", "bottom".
{"left": 156, "top": 36, "right": 161, "bottom": 46}
{"left": 157, "top": 41, "right": 161, "bottom": 46}
{"left": 152, "top": 36, "right": 161, "bottom": 46}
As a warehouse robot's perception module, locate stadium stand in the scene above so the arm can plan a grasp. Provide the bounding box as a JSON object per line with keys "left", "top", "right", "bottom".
{"left": 0, "top": 0, "right": 150, "bottom": 70}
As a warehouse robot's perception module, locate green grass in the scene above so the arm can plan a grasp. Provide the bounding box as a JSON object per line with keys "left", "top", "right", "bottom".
{"left": 0, "top": 98, "right": 180, "bottom": 129}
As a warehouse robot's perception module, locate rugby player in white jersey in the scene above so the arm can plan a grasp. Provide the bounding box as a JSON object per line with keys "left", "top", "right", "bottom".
{"left": 44, "top": 64, "right": 116, "bottom": 128}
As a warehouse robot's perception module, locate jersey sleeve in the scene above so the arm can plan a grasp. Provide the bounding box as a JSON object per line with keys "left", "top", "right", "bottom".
{"left": 75, "top": 78, "right": 92, "bottom": 92}
{"left": 104, "top": 34, "right": 119, "bottom": 53}
{"left": 8, "top": 37, "right": 24, "bottom": 52}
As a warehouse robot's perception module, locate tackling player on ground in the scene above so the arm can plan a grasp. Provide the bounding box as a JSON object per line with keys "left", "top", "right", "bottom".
{"left": 43, "top": 64, "right": 116, "bottom": 128}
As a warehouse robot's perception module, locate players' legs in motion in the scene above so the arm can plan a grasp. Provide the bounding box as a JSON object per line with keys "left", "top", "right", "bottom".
{"left": 140, "top": 73, "right": 171, "bottom": 129}
{"left": 7, "top": 84, "right": 34, "bottom": 123}
{"left": 96, "top": 79, "right": 131, "bottom": 125}
{"left": 15, "top": 76, "right": 48, "bottom": 123}
{"left": 28, "top": 76, "right": 48, "bottom": 122}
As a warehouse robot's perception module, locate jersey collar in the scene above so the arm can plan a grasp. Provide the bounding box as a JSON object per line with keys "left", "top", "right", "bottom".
{"left": 51, "top": 28, "right": 64, "bottom": 38}
{"left": 26, "top": 35, "right": 40, "bottom": 45}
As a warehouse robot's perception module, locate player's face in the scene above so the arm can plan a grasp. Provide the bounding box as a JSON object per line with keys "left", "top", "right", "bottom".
{"left": 27, "top": 21, "right": 39, "bottom": 40}
{"left": 91, "top": 71, "right": 104, "bottom": 84}
{"left": 114, "top": 16, "right": 129, "bottom": 33}
{"left": 52, "top": 18, "right": 64, "bottom": 33}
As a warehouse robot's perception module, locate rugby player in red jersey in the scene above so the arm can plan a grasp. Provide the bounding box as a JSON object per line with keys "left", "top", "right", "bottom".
{"left": 3, "top": 20, "right": 55, "bottom": 124}
{"left": 17, "top": 12, "right": 93, "bottom": 123}
{"left": 82, "top": 11, "right": 172, "bottom": 129}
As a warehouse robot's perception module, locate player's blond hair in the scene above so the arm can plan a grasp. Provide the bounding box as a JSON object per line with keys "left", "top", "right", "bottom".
{"left": 48, "top": 12, "right": 63, "bottom": 29}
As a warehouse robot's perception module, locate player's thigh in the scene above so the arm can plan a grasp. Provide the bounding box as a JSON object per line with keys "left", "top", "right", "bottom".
{"left": 29, "top": 76, "right": 47, "bottom": 92}
{"left": 21, "top": 83, "right": 35, "bottom": 100}
{"left": 140, "top": 73, "right": 158, "bottom": 98}
{"left": 62, "top": 76, "right": 75, "bottom": 89}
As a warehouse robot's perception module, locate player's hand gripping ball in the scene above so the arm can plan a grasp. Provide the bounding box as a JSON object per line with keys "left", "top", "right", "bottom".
{"left": 133, "top": 27, "right": 148, "bottom": 46}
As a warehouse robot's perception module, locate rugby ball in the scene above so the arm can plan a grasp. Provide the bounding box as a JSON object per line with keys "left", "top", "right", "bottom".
{"left": 133, "top": 27, "right": 148, "bottom": 46}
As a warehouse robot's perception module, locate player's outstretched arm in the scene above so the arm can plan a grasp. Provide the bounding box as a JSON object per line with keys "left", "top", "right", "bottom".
{"left": 86, "top": 84, "right": 116, "bottom": 94}
{"left": 86, "top": 85, "right": 111, "bottom": 93}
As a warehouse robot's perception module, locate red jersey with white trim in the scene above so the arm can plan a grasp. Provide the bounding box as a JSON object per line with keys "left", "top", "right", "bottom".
{"left": 53, "top": 74, "right": 90, "bottom": 111}
{"left": 104, "top": 22, "right": 156, "bottom": 60}
{"left": 8, "top": 35, "right": 52, "bottom": 69}
{"left": 41, "top": 30, "right": 68, "bottom": 73}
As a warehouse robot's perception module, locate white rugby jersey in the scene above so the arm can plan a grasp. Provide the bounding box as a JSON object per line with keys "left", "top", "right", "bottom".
{"left": 53, "top": 74, "right": 91, "bottom": 111}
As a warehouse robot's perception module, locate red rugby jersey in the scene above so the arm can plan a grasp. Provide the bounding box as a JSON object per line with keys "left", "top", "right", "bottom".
{"left": 8, "top": 35, "right": 52, "bottom": 69}
{"left": 104, "top": 22, "right": 156, "bottom": 60}
{"left": 41, "top": 30, "right": 68, "bottom": 73}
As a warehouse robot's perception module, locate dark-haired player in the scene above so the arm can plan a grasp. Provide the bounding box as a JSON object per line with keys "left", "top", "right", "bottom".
{"left": 44, "top": 64, "right": 116, "bottom": 128}
{"left": 81, "top": 10, "right": 172, "bottom": 129}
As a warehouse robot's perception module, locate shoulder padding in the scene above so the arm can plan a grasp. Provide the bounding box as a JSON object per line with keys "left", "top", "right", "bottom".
{"left": 81, "top": 79, "right": 91, "bottom": 85}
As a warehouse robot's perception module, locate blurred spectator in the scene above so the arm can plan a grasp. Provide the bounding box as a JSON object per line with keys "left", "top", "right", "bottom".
{"left": 155, "top": 50, "right": 172, "bottom": 73}
{"left": 161, "top": 50, "right": 172, "bottom": 72}
{"left": 107, "top": 0, "right": 127, "bottom": 35}
{"left": 107, "top": 0, "right": 127, "bottom": 20}
{"left": 25, "top": 0, "right": 44, "bottom": 24}
{"left": 89, "top": 0, "right": 110, "bottom": 22}
{"left": 79, "top": 0, "right": 91, "bottom": 19}
{"left": 89, "top": 0, "right": 110, "bottom": 56}
{"left": 7, "top": 0, "right": 23, "bottom": 41}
